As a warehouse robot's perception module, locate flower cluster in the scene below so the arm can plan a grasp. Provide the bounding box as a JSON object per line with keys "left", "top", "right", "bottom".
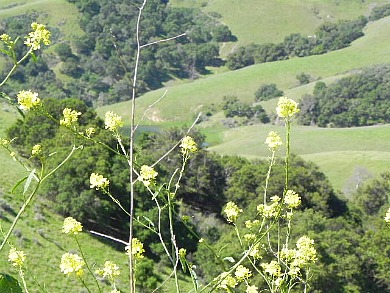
{"left": 215, "top": 272, "right": 237, "bottom": 290}
{"left": 125, "top": 238, "right": 145, "bottom": 260}
{"left": 62, "top": 217, "right": 83, "bottom": 235}
{"left": 295, "top": 235, "right": 317, "bottom": 264}
{"left": 31, "top": 144, "right": 42, "bottom": 156}
{"left": 104, "top": 111, "right": 123, "bottom": 132}
{"left": 90, "top": 173, "right": 110, "bottom": 190}
{"left": 179, "top": 248, "right": 187, "bottom": 258}
{"left": 60, "top": 253, "right": 84, "bottom": 276}
{"left": 138, "top": 165, "right": 158, "bottom": 187}
{"left": 246, "top": 285, "right": 259, "bottom": 293}
{"left": 235, "top": 265, "right": 252, "bottom": 281}
{"left": 224, "top": 201, "right": 242, "bottom": 223}
{"left": 257, "top": 196, "right": 280, "bottom": 218}
{"left": 95, "top": 260, "right": 120, "bottom": 280}
{"left": 261, "top": 260, "right": 281, "bottom": 277}
{"left": 0, "top": 33, "right": 14, "bottom": 50}
{"left": 1, "top": 138, "right": 10, "bottom": 146}
{"left": 8, "top": 247, "right": 26, "bottom": 267}
{"left": 248, "top": 243, "right": 263, "bottom": 259}
{"left": 284, "top": 190, "right": 301, "bottom": 209}
{"left": 216, "top": 265, "right": 252, "bottom": 292}
{"left": 180, "top": 136, "right": 198, "bottom": 154}
{"left": 85, "top": 127, "right": 95, "bottom": 138}
{"left": 385, "top": 207, "right": 390, "bottom": 223}
{"left": 276, "top": 97, "right": 300, "bottom": 118}
{"left": 279, "top": 235, "right": 317, "bottom": 276}
{"left": 24, "top": 22, "right": 51, "bottom": 51}
{"left": 17, "top": 90, "right": 40, "bottom": 111}
{"left": 60, "top": 108, "right": 82, "bottom": 127}
{"left": 265, "top": 131, "right": 282, "bottom": 151}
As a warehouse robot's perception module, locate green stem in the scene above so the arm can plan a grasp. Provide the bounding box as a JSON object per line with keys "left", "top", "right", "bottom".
{"left": 264, "top": 150, "right": 276, "bottom": 204}
{"left": 74, "top": 236, "right": 102, "bottom": 293}
{"left": 77, "top": 275, "right": 92, "bottom": 293}
{"left": 0, "top": 48, "right": 33, "bottom": 88}
{"left": 18, "top": 267, "right": 29, "bottom": 293}
{"left": 0, "top": 180, "right": 40, "bottom": 252}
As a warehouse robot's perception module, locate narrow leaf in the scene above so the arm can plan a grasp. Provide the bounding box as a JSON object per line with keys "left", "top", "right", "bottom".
{"left": 223, "top": 256, "right": 235, "bottom": 263}
{"left": 0, "top": 273, "right": 23, "bottom": 293}
{"left": 23, "top": 169, "right": 36, "bottom": 195}
{"left": 11, "top": 176, "right": 28, "bottom": 194}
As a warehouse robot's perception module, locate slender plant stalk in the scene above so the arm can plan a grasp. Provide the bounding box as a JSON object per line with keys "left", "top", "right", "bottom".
{"left": 74, "top": 236, "right": 102, "bottom": 293}
{"left": 0, "top": 48, "right": 33, "bottom": 87}
{"left": 128, "top": 1, "right": 147, "bottom": 291}
{"left": 0, "top": 145, "right": 79, "bottom": 252}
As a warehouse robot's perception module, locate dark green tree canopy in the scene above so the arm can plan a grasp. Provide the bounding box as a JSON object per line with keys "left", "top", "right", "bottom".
{"left": 298, "top": 65, "right": 390, "bottom": 127}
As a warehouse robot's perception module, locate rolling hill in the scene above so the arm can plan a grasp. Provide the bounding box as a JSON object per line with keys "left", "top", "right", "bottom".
{"left": 96, "top": 12, "right": 390, "bottom": 192}
{"left": 0, "top": 0, "right": 389, "bottom": 290}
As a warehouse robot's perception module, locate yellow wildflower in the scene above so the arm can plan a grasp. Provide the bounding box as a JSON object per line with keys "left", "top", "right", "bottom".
{"left": 8, "top": 248, "right": 26, "bottom": 267}
{"left": 62, "top": 217, "right": 83, "bottom": 235}
{"left": 265, "top": 131, "right": 282, "bottom": 150}
{"left": 224, "top": 201, "right": 242, "bottom": 223}
{"left": 385, "top": 207, "right": 390, "bottom": 223}
{"left": 104, "top": 111, "right": 123, "bottom": 132}
{"left": 216, "top": 272, "right": 237, "bottom": 290}
{"left": 261, "top": 260, "right": 281, "bottom": 277}
{"left": 125, "top": 238, "right": 145, "bottom": 260}
{"left": 138, "top": 165, "right": 158, "bottom": 187}
{"left": 60, "top": 108, "right": 82, "bottom": 127}
{"left": 180, "top": 136, "right": 198, "bottom": 154}
{"left": 235, "top": 265, "right": 252, "bottom": 281}
{"left": 95, "top": 260, "right": 120, "bottom": 280}
{"left": 284, "top": 190, "right": 301, "bottom": 209}
{"left": 90, "top": 173, "right": 110, "bottom": 190}
{"left": 276, "top": 97, "right": 300, "bottom": 118}
{"left": 17, "top": 90, "right": 40, "bottom": 110}
{"left": 31, "top": 144, "right": 42, "bottom": 156}
{"left": 60, "top": 253, "right": 84, "bottom": 276}
{"left": 24, "top": 22, "right": 51, "bottom": 50}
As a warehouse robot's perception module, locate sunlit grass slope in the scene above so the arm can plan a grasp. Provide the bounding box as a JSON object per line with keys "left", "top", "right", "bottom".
{"left": 97, "top": 15, "right": 390, "bottom": 126}
{"left": 0, "top": 0, "right": 83, "bottom": 39}
{"left": 208, "top": 124, "right": 390, "bottom": 191}
{"left": 171, "top": 0, "right": 390, "bottom": 57}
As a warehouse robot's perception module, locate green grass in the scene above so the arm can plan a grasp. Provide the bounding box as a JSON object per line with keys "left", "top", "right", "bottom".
{"left": 172, "top": 0, "right": 390, "bottom": 52}
{"left": 95, "top": 15, "right": 390, "bottom": 192}
{"left": 0, "top": 0, "right": 83, "bottom": 40}
{"left": 97, "top": 15, "right": 390, "bottom": 126}
{"left": 0, "top": 105, "right": 25, "bottom": 190}
{"left": 207, "top": 124, "right": 390, "bottom": 191}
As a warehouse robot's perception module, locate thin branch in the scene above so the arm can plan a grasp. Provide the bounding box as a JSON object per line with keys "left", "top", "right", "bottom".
{"left": 135, "top": 89, "right": 168, "bottom": 131}
{"left": 151, "top": 112, "right": 202, "bottom": 168}
{"left": 140, "top": 33, "right": 186, "bottom": 49}
{"left": 89, "top": 230, "right": 129, "bottom": 245}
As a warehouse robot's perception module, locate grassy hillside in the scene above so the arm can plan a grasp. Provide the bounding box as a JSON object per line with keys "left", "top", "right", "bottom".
{"left": 171, "top": 0, "right": 390, "bottom": 55}
{"left": 95, "top": 15, "right": 390, "bottom": 191}
{"left": 97, "top": 15, "right": 390, "bottom": 125}
{"left": 208, "top": 124, "right": 390, "bottom": 191}
{"left": 0, "top": 0, "right": 83, "bottom": 39}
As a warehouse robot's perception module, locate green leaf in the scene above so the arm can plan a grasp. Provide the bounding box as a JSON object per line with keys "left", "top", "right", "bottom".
{"left": 11, "top": 176, "right": 28, "bottom": 194}
{"left": 223, "top": 256, "right": 235, "bottom": 263}
{"left": 142, "top": 216, "right": 155, "bottom": 227}
{"left": 0, "top": 92, "right": 25, "bottom": 118}
{"left": 23, "top": 169, "right": 36, "bottom": 195}
{"left": 0, "top": 273, "right": 23, "bottom": 293}
{"left": 30, "top": 52, "right": 37, "bottom": 62}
